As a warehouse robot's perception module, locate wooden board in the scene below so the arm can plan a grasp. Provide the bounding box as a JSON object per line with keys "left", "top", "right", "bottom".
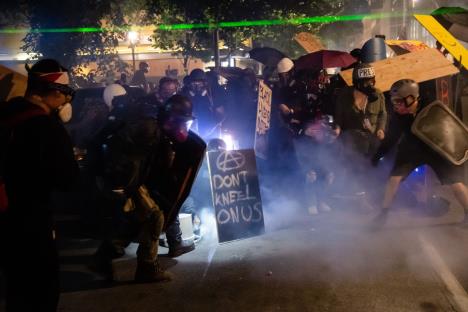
{"left": 414, "top": 14, "right": 468, "bottom": 70}
{"left": 385, "top": 40, "right": 430, "bottom": 55}
{"left": 0, "top": 64, "right": 27, "bottom": 102}
{"left": 339, "top": 48, "right": 459, "bottom": 92}
{"left": 294, "top": 32, "right": 325, "bottom": 53}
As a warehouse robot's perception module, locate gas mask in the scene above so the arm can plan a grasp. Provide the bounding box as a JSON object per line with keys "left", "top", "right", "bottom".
{"left": 189, "top": 81, "right": 208, "bottom": 96}
{"left": 356, "top": 78, "right": 378, "bottom": 102}
{"left": 163, "top": 118, "right": 193, "bottom": 143}
{"left": 57, "top": 102, "right": 72, "bottom": 123}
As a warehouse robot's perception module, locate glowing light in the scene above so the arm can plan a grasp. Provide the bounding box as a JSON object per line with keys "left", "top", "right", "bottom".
{"left": 0, "top": 8, "right": 463, "bottom": 34}
{"left": 127, "top": 31, "right": 139, "bottom": 45}
{"left": 221, "top": 133, "right": 236, "bottom": 151}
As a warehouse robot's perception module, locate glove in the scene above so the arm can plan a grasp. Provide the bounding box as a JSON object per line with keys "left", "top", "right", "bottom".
{"left": 371, "top": 154, "right": 381, "bottom": 167}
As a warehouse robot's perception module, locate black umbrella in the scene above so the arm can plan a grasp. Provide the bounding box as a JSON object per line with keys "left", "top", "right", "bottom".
{"left": 249, "top": 47, "right": 286, "bottom": 67}
{"left": 432, "top": 7, "right": 468, "bottom": 43}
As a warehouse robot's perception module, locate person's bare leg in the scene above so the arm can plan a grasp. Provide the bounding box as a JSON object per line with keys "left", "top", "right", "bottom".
{"left": 370, "top": 176, "right": 403, "bottom": 230}
{"left": 450, "top": 182, "right": 468, "bottom": 221}
{"left": 382, "top": 176, "right": 404, "bottom": 210}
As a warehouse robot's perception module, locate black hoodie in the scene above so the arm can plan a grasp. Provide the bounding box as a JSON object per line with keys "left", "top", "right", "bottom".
{"left": 0, "top": 97, "right": 78, "bottom": 216}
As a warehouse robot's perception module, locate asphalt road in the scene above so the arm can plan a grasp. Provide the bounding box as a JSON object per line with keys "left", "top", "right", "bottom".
{"left": 2, "top": 189, "right": 468, "bottom": 312}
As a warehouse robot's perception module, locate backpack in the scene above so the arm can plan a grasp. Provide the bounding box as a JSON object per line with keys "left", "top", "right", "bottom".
{"left": 0, "top": 108, "right": 47, "bottom": 212}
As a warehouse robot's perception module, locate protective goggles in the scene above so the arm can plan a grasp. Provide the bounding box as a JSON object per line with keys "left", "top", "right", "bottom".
{"left": 391, "top": 94, "right": 417, "bottom": 107}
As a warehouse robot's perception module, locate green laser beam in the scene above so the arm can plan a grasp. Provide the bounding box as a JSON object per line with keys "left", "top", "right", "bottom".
{"left": 0, "top": 7, "right": 464, "bottom": 34}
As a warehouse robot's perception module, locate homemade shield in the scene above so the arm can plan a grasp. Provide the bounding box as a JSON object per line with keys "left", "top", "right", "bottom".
{"left": 151, "top": 131, "right": 207, "bottom": 230}
{"left": 411, "top": 101, "right": 468, "bottom": 165}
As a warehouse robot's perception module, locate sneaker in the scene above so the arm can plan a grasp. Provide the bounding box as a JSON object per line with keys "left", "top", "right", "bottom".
{"left": 134, "top": 261, "right": 173, "bottom": 283}
{"left": 193, "top": 233, "right": 202, "bottom": 244}
{"left": 168, "top": 239, "right": 195, "bottom": 258}
{"left": 318, "top": 202, "right": 332, "bottom": 212}
{"left": 308, "top": 205, "right": 319, "bottom": 215}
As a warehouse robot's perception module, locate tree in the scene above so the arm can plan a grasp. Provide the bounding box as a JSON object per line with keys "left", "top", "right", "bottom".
{"left": 20, "top": 0, "right": 131, "bottom": 87}
{"left": 148, "top": 0, "right": 346, "bottom": 71}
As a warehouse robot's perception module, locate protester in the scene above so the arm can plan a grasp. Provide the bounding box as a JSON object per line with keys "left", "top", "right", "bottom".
{"left": 0, "top": 59, "right": 79, "bottom": 311}
{"left": 92, "top": 94, "right": 205, "bottom": 281}
{"left": 147, "top": 95, "right": 206, "bottom": 258}
{"left": 181, "top": 68, "right": 224, "bottom": 139}
{"left": 372, "top": 79, "right": 468, "bottom": 225}
{"left": 131, "top": 61, "right": 150, "bottom": 91}
{"left": 268, "top": 57, "right": 303, "bottom": 200}
{"left": 297, "top": 120, "right": 337, "bottom": 215}
{"left": 334, "top": 63, "right": 387, "bottom": 198}
{"left": 156, "top": 77, "right": 179, "bottom": 104}
{"left": 225, "top": 68, "right": 258, "bottom": 149}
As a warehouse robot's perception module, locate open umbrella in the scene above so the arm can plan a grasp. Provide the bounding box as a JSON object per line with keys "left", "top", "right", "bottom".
{"left": 212, "top": 67, "right": 245, "bottom": 80}
{"left": 295, "top": 50, "right": 356, "bottom": 71}
{"left": 432, "top": 7, "right": 468, "bottom": 43}
{"left": 249, "top": 47, "right": 286, "bottom": 67}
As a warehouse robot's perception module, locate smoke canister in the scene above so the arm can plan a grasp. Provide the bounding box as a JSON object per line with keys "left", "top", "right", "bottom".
{"left": 179, "top": 213, "right": 195, "bottom": 242}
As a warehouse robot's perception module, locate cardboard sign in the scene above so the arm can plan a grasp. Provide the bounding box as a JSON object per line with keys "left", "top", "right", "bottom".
{"left": 340, "top": 48, "right": 459, "bottom": 92}
{"left": 294, "top": 32, "right": 325, "bottom": 53}
{"left": 385, "top": 40, "right": 430, "bottom": 55}
{"left": 414, "top": 14, "right": 468, "bottom": 69}
{"left": 0, "top": 64, "right": 27, "bottom": 102}
{"left": 254, "top": 80, "right": 272, "bottom": 159}
{"left": 435, "top": 75, "right": 453, "bottom": 107}
{"left": 207, "top": 149, "right": 265, "bottom": 243}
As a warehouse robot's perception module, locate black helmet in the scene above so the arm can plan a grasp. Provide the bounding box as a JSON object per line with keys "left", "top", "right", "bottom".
{"left": 160, "top": 94, "right": 194, "bottom": 122}
{"left": 139, "top": 62, "right": 149, "bottom": 70}
{"left": 207, "top": 138, "right": 227, "bottom": 152}
{"left": 189, "top": 68, "right": 206, "bottom": 81}
{"left": 352, "top": 63, "right": 375, "bottom": 83}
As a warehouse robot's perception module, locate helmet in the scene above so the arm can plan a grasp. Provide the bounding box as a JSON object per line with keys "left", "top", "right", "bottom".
{"left": 103, "top": 83, "right": 127, "bottom": 109}
{"left": 390, "top": 79, "right": 419, "bottom": 114}
{"left": 277, "top": 58, "right": 294, "bottom": 74}
{"left": 390, "top": 79, "right": 419, "bottom": 100}
{"left": 352, "top": 63, "right": 375, "bottom": 83}
{"left": 26, "top": 59, "right": 74, "bottom": 96}
{"left": 189, "top": 68, "right": 207, "bottom": 81}
{"left": 207, "top": 138, "right": 227, "bottom": 152}
{"left": 390, "top": 79, "right": 419, "bottom": 107}
{"left": 139, "top": 62, "right": 149, "bottom": 70}
{"left": 160, "top": 94, "right": 194, "bottom": 122}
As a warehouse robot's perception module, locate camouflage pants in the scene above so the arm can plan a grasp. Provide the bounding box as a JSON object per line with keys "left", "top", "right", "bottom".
{"left": 107, "top": 186, "right": 164, "bottom": 264}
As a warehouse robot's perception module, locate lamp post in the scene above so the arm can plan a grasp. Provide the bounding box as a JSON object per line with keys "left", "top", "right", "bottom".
{"left": 127, "top": 31, "right": 139, "bottom": 73}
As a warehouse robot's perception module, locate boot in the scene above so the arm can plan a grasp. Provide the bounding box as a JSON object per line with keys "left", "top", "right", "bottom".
{"left": 166, "top": 216, "right": 195, "bottom": 257}
{"left": 134, "top": 261, "right": 172, "bottom": 283}
{"left": 169, "top": 239, "right": 195, "bottom": 258}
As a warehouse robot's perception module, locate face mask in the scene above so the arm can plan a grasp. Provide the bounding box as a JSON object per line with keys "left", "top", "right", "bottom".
{"left": 164, "top": 119, "right": 192, "bottom": 143}
{"left": 190, "top": 81, "right": 207, "bottom": 96}
{"left": 57, "top": 102, "right": 72, "bottom": 123}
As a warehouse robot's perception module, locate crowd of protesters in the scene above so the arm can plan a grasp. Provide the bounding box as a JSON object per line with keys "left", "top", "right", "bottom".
{"left": 1, "top": 41, "right": 468, "bottom": 311}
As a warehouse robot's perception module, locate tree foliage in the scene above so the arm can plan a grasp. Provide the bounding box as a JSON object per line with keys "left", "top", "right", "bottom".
{"left": 19, "top": 0, "right": 131, "bottom": 86}
{"left": 148, "top": 0, "right": 346, "bottom": 70}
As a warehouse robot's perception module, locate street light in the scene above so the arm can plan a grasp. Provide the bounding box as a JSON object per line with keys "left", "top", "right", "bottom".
{"left": 127, "top": 31, "right": 139, "bottom": 73}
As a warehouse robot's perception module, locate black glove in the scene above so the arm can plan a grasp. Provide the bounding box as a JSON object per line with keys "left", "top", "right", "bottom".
{"left": 371, "top": 154, "right": 381, "bottom": 167}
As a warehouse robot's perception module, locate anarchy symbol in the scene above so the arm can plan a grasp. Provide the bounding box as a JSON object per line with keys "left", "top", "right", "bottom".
{"left": 216, "top": 151, "right": 245, "bottom": 172}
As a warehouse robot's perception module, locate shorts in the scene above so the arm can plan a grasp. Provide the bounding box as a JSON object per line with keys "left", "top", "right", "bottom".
{"left": 391, "top": 143, "right": 464, "bottom": 185}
